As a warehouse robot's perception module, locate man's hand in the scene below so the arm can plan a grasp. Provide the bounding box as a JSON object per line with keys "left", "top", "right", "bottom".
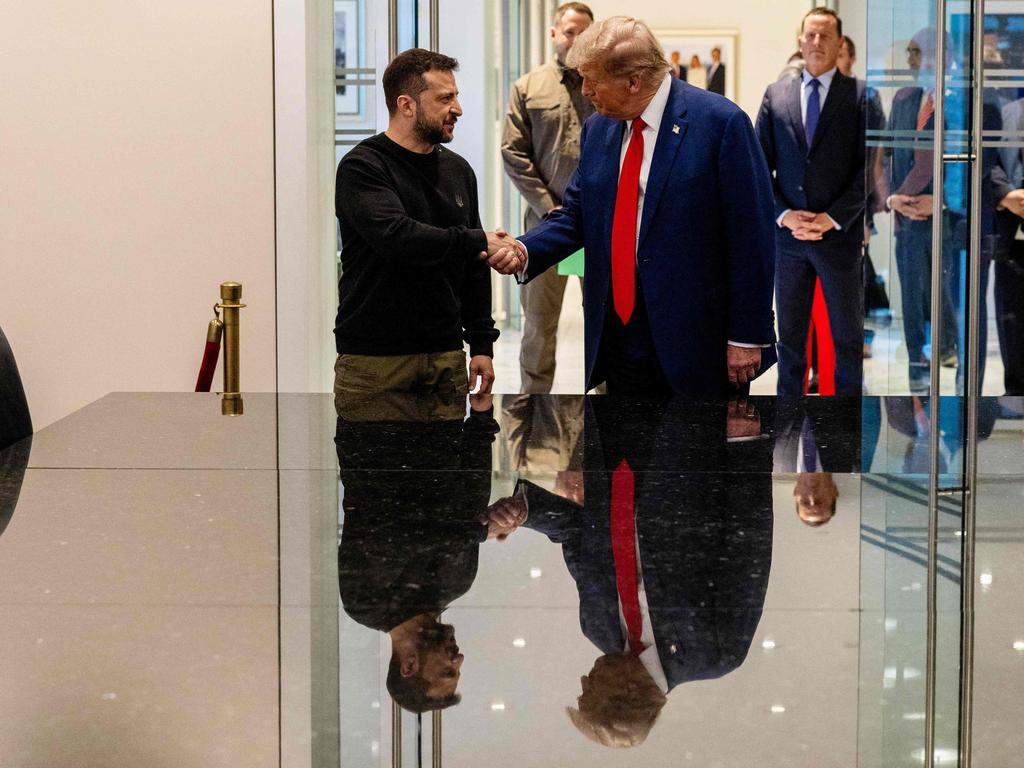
{"left": 727, "top": 344, "right": 761, "bottom": 387}
{"left": 999, "top": 189, "right": 1024, "bottom": 218}
{"left": 480, "top": 495, "right": 528, "bottom": 541}
{"left": 480, "top": 228, "right": 526, "bottom": 275}
{"left": 469, "top": 355, "right": 495, "bottom": 394}
{"left": 785, "top": 211, "right": 834, "bottom": 241}
{"left": 727, "top": 399, "right": 762, "bottom": 440}
{"left": 890, "top": 194, "right": 932, "bottom": 221}
{"left": 554, "top": 470, "right": 584, "bottom": 505}
{"left": 469, "top": 391, "right": 493, "bottom": 413}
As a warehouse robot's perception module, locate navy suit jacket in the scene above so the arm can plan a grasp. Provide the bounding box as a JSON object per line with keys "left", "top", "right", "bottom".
{"left": 520, "top": 398, "right": 773, "bottom": 691}
{"left": 755, "top": 72, "right": 866, "bottom": 250}
{"left": 518, "top": 78, "right": 777, "bottom": 396}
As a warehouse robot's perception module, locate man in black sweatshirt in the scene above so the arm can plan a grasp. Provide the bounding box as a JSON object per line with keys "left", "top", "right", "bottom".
{"left": 335, "top": 49, "right": 521, "bottom": 400}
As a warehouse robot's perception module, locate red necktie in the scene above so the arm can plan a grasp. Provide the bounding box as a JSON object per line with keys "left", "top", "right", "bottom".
{"left": 610, "top": 459, "right": 644, "bottom": 655}
{"left": 610, "top": 118, "right": 646, "bottom": 325}
{"left": 916, "top": 90, "right": 934, "bottom": 131}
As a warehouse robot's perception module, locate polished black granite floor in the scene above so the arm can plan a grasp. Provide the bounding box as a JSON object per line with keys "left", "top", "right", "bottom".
{"left": 0, "top": 392, "right": 1021, "bottom": 767}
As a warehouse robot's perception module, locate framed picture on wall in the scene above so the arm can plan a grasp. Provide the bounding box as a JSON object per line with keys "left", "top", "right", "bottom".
{"left": 334, "top": 0, "right": 360, "bottom": 116}
{"left": 654, "top": 29, "right": 739, "bottom": 103}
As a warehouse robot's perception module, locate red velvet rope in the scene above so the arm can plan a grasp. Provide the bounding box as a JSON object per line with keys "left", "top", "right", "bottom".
{"left": 195, "top": 340, "right": 221, "bottom": 392}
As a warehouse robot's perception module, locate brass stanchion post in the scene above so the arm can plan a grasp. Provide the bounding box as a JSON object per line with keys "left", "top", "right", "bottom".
{"left": 219, "top": 282, "right": 245, "bottom": 416}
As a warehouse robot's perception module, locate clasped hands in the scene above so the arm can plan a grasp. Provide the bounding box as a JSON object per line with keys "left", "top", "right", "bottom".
{"left": 480, "top": 228, "right": 526, "bottom": 275}
{"left": 888, "top": 194, "right": 934, "bottom": 221}
{"left": 782, "top": 210, "right": 836, "bottom": 241}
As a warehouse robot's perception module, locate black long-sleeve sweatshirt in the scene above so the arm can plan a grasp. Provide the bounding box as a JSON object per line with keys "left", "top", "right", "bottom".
{"left": 334, "top": 133, "right": 499, "bottom": 358}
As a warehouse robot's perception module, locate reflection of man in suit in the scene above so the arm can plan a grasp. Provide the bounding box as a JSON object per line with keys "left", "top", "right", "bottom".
{"left": 335, "top": 392, "right": 509, "bottom": 713}
{"left": 772, "top": 396, "right": 861, "bottom": 526}
{"left": 507, "top": 397, "right": 773, "bottom": 746}
{"left": 882, "top": 29, "right": 959, "bottom": 392}
{"left": 485, "top": 16, "right": 777, "bottom": 397}
{"left": 707, "top": 46, "right": 726, "bottom": 96}
{"left": 995, "top": 97, "right": 1024, "bottom": 394}
{"left": 755, "top": 7, "right": 866, "bottom": 395}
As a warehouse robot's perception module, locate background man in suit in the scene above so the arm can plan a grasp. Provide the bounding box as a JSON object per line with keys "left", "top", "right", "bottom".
{"left": 502, "top": 3, "right": 594, "bottom": 393}
{"left": 996, "top": 97, "right": 1024, "bottom": 394}
{"left": 485, "top": 16, "right": 777, "bottom": 397}
{"left": 756, "top": 7, "right": 866, "bottom": 395}
{"left": 707, "top": 46, "right": 726, "bottom": 96}
{"left": 882, "top": 30, "right": 959, "bottom": 392}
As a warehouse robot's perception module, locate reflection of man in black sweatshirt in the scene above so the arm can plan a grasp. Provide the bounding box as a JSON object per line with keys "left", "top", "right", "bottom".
{"left": 334, "top": 49, "right": 503, "bottom": 399}
{"left": 336, "top": 391, "right": 504, "bottom": 713}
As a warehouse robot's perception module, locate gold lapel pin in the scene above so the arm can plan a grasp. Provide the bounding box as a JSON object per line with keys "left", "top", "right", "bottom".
{"left": 672, "top": 124, "right": 680, "bottom": 134}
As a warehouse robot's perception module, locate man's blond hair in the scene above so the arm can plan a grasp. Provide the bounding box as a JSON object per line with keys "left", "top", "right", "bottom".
{"left": 566, "top": 16, "right": 670, "bottom": 89}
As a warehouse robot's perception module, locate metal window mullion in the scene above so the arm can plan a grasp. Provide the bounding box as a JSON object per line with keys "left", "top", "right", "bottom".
{"left": 960, "top": 0, "right": 986, "bottom": 762}
{"left": 923, "top": 5, "right": 948, "bottom": 768}
{"left": 389, "top": 0, "right": 399, "bottom": 60}
{"left": 428, "top": 0, "right": 440, "bottom": 51}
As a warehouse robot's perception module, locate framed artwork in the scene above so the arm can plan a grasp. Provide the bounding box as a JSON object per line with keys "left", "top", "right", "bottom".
{"left": 654, "top": 29, "right": 739, "bottom": 103}
{"left": 334, "top": 0, "right": 360, "bottom": 115}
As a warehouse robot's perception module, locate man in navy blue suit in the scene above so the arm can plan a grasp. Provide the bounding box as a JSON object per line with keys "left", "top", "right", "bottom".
{"left": 503, "top": 397, "right": 773, "bottom": 746}
{"left": 484, "top": 16, "right": 777, "bottom": 397}
{"left": 755, "top": 7, "right": 866, "bottom": 395}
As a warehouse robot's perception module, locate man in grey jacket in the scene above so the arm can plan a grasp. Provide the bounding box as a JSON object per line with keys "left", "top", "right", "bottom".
{"left": 501, "top": 2, "right": 594, "bottom": 393}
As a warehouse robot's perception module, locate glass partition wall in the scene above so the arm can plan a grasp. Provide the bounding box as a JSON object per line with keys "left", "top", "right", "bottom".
{"left": 310, "top": 1, "right": 1024, "bottom": 765}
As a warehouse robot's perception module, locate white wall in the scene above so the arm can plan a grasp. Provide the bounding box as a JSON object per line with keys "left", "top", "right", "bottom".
{"left": 1, "top": 2, "right": 278, "bottom": 429}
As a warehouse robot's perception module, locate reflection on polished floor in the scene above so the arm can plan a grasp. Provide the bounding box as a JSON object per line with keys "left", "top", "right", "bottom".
{"left": 0, "top": 391, "right": 1021, "bottom": 767}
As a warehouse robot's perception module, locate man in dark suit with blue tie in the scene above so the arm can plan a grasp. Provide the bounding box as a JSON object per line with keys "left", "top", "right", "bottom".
{"left": 483, "top": 16, "right": 777, "bottom": 397}
{"left": 755, "top": 7, "right": 866, "bottom": 395}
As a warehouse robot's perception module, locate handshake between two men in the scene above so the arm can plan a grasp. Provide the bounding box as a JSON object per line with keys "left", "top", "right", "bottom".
{"left": 481, "top": 228, "right": 527, "bottom": 276}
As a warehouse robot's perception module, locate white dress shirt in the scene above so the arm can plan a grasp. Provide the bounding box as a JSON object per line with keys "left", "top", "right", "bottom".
{"left": 617, "top": 523, "right": 670, "bottom": 694}
{"left": 777, "top": 67, "right": 841, "bottom": 231}
{"left": 618, "top": 73, "right": 673, "bottom": 251}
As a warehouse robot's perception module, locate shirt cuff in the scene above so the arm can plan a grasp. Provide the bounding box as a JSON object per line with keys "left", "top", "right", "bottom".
{"left": 728, "top": 340, "right": 771, "bottom": 348}
{"left": 827, "top": 215, "right": 841, "bottom": 231}
{"left": 515, "top": 239, "right": 530, "bottom": 283}
{"left": 776, "top": 210, "right": 791, "bottom": 228}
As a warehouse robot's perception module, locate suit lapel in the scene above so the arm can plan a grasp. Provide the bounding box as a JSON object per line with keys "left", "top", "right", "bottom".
{"left": 599, "top": 119, "right": 626, "bottom": 250}
{"left": 809, "top": 73, "right": 850, "bottom": 154}
{"left": 787, "top": 76, "right": 808, "bottom": 153}
{"left": 638, "top": 80, "right": 689, "bottom": 251}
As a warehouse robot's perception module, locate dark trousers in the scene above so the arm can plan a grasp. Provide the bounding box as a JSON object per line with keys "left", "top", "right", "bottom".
{"left": 596, "top": 281, "right": 674, "bottom": 397}
{"left": 996, "top": 242, "right": 1024, "bottom": 395}
{"left": 894, "top": 222, "right": 958, "bottom": 384}
{"left": 776, "top": 241, "right": 864, "bottom": 396}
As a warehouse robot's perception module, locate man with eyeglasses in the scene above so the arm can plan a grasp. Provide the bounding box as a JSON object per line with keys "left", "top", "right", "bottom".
{"left": 882, "top": 29, "right": 959, "bottom": 393}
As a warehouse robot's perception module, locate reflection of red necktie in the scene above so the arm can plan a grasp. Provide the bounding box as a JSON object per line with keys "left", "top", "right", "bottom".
{"left": 611, "top": 459, "right": 644, "bottom": 655}
{"left": 916, "top": 90, "right": 934, "bottom": 131}
{"left": 610, "top": 118, "right": 646, "bottom": 325}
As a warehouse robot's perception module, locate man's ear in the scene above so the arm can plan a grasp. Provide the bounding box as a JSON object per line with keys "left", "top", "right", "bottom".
{"left": 401, "top": 653, "right": 420, "bottom": 678}
{"left": 628, "top": 74, "right": 643, "bottom": 94}
{"left": 549, "top": 26, "right": 556, "bottom": 41}
{"left": 396, "top": 94, "right": 416, "bottom": 118}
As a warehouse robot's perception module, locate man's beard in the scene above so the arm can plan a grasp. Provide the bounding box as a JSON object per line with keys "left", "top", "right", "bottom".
{"left": 418, "top": 621, "right": 457, "bottom": 654}
{"left": 414, "top": 109, "right": 455, "bottom": 145}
